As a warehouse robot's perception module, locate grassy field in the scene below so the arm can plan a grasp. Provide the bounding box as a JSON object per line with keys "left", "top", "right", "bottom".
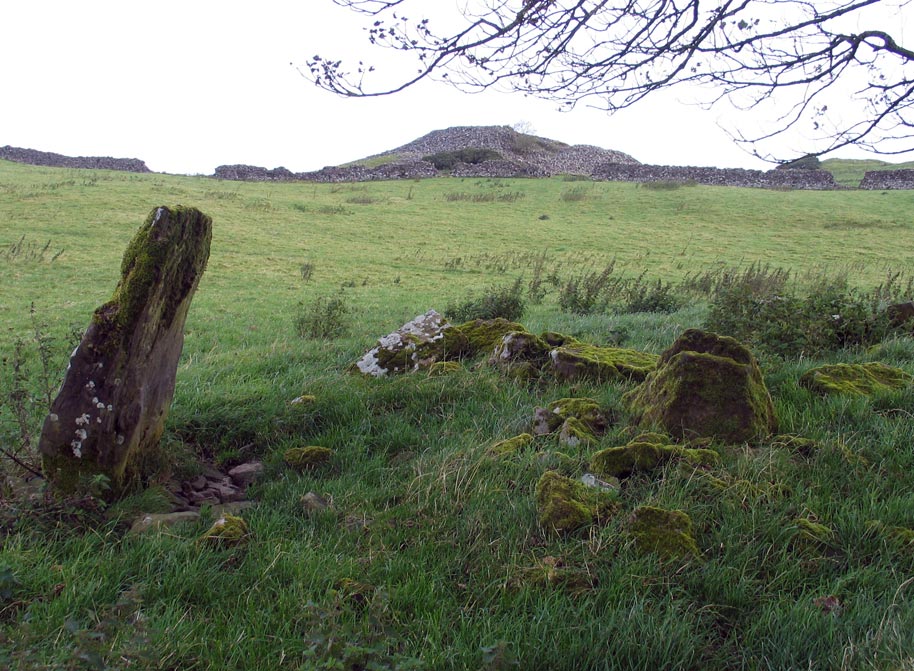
{"left": 821, "top": 158, "right": 914, "bottom": 188}
{"left": 1, "top": 160, "right": 914, "bottom": 670}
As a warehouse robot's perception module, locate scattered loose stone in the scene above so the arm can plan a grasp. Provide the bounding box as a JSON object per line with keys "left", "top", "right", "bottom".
{"left": 284, "top": 446, "right": 334, "bottom": 470}
{"left": 579, "top": 473, "right": 620, "bottom": 493}
{"left": 535, "top": 471, "right": 617, "bottom": 535}
{"left": 227, "top": 461, "right": 264, "bottom": 488}
{"left": 533, "top": 397, "right": 612, "bottom": 436}
{"left": 628, "top": 506, "right": 699, "bottom": 560}
{"left": 799, "top": 362, "right": 912, "bottom": 396}
{"left": 353, "top": 310, "right": 450, "bottom": 376}
{"left": 39, "top": 206, "right": 213, "bottom": 495}
{"left": 199, "top": 514, "right": 249, "bottom": 546}
{"left": 624, "top": 329, "right": 776, "bottom": 443}
{"left": 301, "top": 491, "right": 330, "bottom": 512}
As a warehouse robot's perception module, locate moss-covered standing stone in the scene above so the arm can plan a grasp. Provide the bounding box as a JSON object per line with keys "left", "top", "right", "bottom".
{"left": 535, "top": 471, "right": 617, "bottom": 534}
{"left": 623, "top": 329, "right": 776, "bottom": 444}
{"left": 799, "top": 362, "right": 912, "bottom": 396}
{"left": 39, "top": 206, "right": 212, "bottom": 495}
{"left": 629, "top": 506, "right": 699, "bottom": 560}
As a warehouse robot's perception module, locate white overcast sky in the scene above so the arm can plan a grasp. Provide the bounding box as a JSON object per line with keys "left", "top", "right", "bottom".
{"left": 0, "top": 1, "right": 911, "bottom": 175}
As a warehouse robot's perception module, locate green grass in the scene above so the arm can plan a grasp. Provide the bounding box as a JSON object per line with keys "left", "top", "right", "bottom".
{"left": 2, "top": 159, "right": 914, "bottom": 670}
{"left": 820, "top": 158, "right": 914, "bottom": 188}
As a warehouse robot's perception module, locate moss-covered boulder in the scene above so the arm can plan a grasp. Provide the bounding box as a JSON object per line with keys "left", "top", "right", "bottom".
{"left": 284, "top": 446, "right": 334, "bottom": 469}
{"left": 490, "top": 330, "right": 551, "bottom": 378}
{"left": 590, "top": 433, "right": 718, "bottom": 479}
{"left": 199, "top": 514, "right": 249, "bottom": 546}
{"left": 548, "top": 342, "right": 659, "bottom": 383}
{"left": 799, "top": 362, "right": 912, "bottom": 396}
{"left": 354, "top": 310, "right": 451, "bottom": 376}
{"left": 420, "top": 318, "right": 526, "bottom": 362}
{"left": 629, "top": 506, "right": 699, "bottom": 560}
{"left": 535, "top": 471, "right": 618, "bottom": 534}
{"left": 623, "top": 329, "right": 776, "bottom": 444}
{"left": 39, "top": 206, "right": 212, "bottom": 496}
{"left": 532, "top": 397, "right": 611, "bottom": 436}
{"left": 489, "top": 433, "right": 535, "bottom": 457}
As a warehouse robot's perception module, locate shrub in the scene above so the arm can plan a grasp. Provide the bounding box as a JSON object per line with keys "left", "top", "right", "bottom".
{"left": 558, "top": 261, "right": 624, "bottom": 315}
{"left": 294, "top": 292, "right": 351, "bottom": 339}
{"left": 622, "top": 276, "right": 682, "bottom": 314}
{"left": 446, "top": 277, "right": 525, "bottom": 322}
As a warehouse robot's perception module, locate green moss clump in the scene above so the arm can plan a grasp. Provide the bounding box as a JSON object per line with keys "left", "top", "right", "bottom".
{"left": 799, "top": 362, "right": 912, "bottom": 396}
{"left": 866, "top": 520, "right": 914, "bottom": 549}
{"left": 491, "top": 331, "right": 550, "bottom": 367}
{"left": 535, "top": 471, "right": 618, "bottom": 535}
{"left": 489, "top": 433, "right": 535, "bottom": 457}
{"left": 549, "top": 343, "right": 659, "bottom": 383}
{"left": 284, "top": 446, "right": 334, "bottom": 469}
{"left": 558, "top": 417, "right": 595, "bottom": 447}
{"left": 624, "top": 329, "right": 776, "bottom": 444}
{"left": 199, "top": 514, "right": 249, "bottom": 546}
{"left": 629, "top": 506, "right": 699, "bottom": 560}
{"left": 427, "top": 361, "right": 462, "bottom": 376}
{"left": 539, "top": 397, "right": 611, "bottom": 435}
{"left": 590, "top": 434, "right": 718, "bottom": 479}
{"left": 794, "top": 518, "right": 834, "bottom": 548}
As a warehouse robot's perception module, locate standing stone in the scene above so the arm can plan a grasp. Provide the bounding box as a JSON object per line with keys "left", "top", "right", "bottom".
{"left": 39, "top": 206, "right": 212, "bottom": 494}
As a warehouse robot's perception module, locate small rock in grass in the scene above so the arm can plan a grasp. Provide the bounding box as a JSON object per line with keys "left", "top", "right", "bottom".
{"left": 628, "top": 506, "right": 698, "bottom": 560}
{"left": 227, "top": 461, "right": 264, "bottom": 488}
{"left": 284, "top": 446, "right": 333, "bottom": 470}
{"left": 535, "top": 471, "right": 617, "bottom": 535}
{"left": 290, "top": 394, "right": 316, "bottom": 405}
{"left": 198, "top": 514, "right": 249, "bottom": 546}
{"left": 301, "top": 491, "right": 330, "bottom": 512}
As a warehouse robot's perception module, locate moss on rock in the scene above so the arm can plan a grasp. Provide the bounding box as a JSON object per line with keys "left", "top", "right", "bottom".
{"left": 590, "top": 433, "right": 718, "bottom": 479}
{"left": 284, "top": 446, "right": 334, "bottom": 469}
{"left": 623, "top": 329, "right": 776, "bottom": 444}
{"left": 629, "top": 506, "right": 699, "bottom": 560}
{"left": 199, "top": 514, "right": 249, "bottom": 546}
{"left": 794, "top": 518, "right": 834, "bottom": 549}
{"left": 489, "top": 433, "right": 535, "bottom": 457}
{"left": 799, "top": 362, "right": 912, "bottom": 396}
{"left": 535, "top": 471, "right": 618, "bottom": 534}
{"left": 558, "top": 417, "right": 595, "bottom": 447}
{"left": 418, "top": 318, "right": 526, "bottom": 363}
{"left": 548, "top": 343, "right": 659, "bottom": 383}
{"left": 533, "top": 397, "right": 611, "bottom": 436}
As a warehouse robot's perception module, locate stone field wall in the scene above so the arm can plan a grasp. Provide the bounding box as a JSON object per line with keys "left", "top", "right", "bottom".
{"left": 0, "top": 145, "right": 150, "bottom": 173}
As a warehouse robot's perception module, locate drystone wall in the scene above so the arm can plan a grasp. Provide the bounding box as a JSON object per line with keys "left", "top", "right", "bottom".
{"left": 859, "top": 169, "right": 914, "bottom": 190}
{"left": 591, "top": 162, "right": 838, "bottom": 190}
{"left": 0, "top": 145, "right": 150, "bottom": 173}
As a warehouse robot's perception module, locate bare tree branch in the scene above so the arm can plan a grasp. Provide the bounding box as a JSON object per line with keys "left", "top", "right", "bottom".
{"left": 305, "top": 0, "right": 914, "bottom": 161}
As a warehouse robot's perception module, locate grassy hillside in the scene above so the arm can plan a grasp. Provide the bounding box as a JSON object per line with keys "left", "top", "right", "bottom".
{"left": 2, "top": 160, "right": 914, "bottom": 670}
